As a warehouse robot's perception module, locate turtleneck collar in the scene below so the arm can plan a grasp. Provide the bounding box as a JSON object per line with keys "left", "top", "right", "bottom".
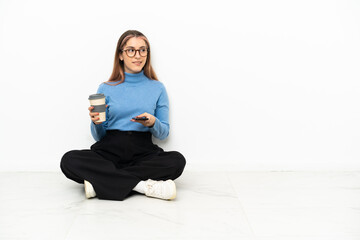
{"left": 124, "top": 70, "right": 146, "bottom": 84}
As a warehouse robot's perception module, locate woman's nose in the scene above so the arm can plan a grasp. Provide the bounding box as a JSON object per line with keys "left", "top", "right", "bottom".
{"left": 135, "top": 50, "right": 141, "bottom": 58}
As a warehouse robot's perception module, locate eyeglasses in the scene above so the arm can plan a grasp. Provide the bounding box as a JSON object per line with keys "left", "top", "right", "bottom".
{"left": 121, "top": 48, "right": 149, "bottom": 58}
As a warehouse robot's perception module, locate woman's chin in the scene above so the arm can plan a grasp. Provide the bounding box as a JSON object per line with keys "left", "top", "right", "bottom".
{"left": 128, "top": 66, "right": 144, "bottom": 73}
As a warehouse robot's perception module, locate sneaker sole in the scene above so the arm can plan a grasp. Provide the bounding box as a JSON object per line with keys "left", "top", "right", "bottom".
{"left": 167, "top": 180, "right": 176, "bottom": 200}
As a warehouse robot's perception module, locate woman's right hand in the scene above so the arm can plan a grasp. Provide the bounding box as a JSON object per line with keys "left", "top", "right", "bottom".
{"left": 89, "top": 105, "right": 108, "bottom": 125}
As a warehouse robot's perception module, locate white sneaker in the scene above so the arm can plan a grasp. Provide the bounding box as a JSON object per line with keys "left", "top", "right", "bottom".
{"left": 84, "top": 180, "right": 96, "bottom": 199}
{"left": 144, "top": 179, "right": 176, "bottom": 200}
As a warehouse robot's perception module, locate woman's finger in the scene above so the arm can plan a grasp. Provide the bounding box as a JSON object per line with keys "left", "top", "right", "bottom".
{"left": 89, "top": 112, "right": 99, "bottom": 117}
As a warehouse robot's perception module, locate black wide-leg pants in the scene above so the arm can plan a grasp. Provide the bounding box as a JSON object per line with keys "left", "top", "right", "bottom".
{"left": 60, "top": 130, "right": 186, "bottom": 201}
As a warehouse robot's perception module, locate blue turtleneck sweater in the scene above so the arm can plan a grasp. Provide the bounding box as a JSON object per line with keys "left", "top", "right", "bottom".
{"left": 90, "top": 71, "right": 169, "bottom": 141}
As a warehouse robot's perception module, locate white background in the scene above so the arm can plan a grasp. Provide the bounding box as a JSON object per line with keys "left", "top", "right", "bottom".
{"left": 0, "top": 0, "right": 359, "bottom": 171}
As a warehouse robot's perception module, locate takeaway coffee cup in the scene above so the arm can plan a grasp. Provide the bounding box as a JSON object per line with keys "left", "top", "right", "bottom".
{"left": 88, "top": 93, "right": 106, "bottom": 123}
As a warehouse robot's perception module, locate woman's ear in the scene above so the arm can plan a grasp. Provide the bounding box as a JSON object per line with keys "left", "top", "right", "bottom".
{"left": 119, "top": 53, "right": 123, "bottom": 61}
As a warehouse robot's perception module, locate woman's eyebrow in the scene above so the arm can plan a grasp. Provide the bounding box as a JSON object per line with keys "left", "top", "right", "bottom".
{"left": 125, "top": 46, "right": 147, "bottom": 49}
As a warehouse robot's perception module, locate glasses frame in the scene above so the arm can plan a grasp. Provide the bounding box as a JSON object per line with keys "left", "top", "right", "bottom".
{"left": 121, "top": 48, "right": 149, "bottom": 58}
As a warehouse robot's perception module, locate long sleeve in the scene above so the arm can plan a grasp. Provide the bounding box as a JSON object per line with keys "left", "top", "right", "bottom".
{"left": 90, "top": 84, "right": 108, "bottom": 141}
{"left": 90, "top": 121, "right": 107, "bottom": 141}
{"left": 149, "top": 85, "right": 170, "bottom": 140}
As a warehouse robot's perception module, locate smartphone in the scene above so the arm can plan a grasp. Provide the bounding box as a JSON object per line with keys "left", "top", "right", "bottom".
{"left": 132, "top": 117, "right": 149, "bottom": 120}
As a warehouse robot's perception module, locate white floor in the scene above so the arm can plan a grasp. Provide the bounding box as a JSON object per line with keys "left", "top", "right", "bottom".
{"left": 0, "top": 171, "right": 359, "bottom": 240}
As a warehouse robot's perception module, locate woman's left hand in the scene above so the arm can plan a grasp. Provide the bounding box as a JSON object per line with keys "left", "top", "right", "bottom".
{"left": 130, "top": 112, "right": 156, "bottom": 128}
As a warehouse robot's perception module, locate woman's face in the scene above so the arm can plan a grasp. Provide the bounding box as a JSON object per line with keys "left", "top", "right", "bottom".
{"left": 120, "top": 37, "right": 147, "bottom": 74}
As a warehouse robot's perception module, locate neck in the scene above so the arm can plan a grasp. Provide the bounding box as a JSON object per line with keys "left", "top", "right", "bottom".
{"left": 124, "top": 70, "right": 146, "bottom": 83}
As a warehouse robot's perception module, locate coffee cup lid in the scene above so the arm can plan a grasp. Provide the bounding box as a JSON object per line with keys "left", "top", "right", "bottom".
{"left": 88, "top": 93, "right": 105, "bottom": 100}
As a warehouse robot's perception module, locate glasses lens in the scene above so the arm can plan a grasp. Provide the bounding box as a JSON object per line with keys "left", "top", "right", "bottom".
{"left": 126, "top": 49, "right": 135, "bottom": 57}
{"left": 139, "top": 49, "right": 148, "bottom": 57}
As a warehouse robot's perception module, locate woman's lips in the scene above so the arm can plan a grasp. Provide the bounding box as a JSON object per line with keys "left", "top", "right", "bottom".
{"left": 133, "top": 61, "right": 142, "bottom": 66}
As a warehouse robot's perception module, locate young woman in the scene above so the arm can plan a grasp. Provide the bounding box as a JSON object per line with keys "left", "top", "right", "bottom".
{"left": 60, "top": 30, "right": 186, "bottom": 201}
